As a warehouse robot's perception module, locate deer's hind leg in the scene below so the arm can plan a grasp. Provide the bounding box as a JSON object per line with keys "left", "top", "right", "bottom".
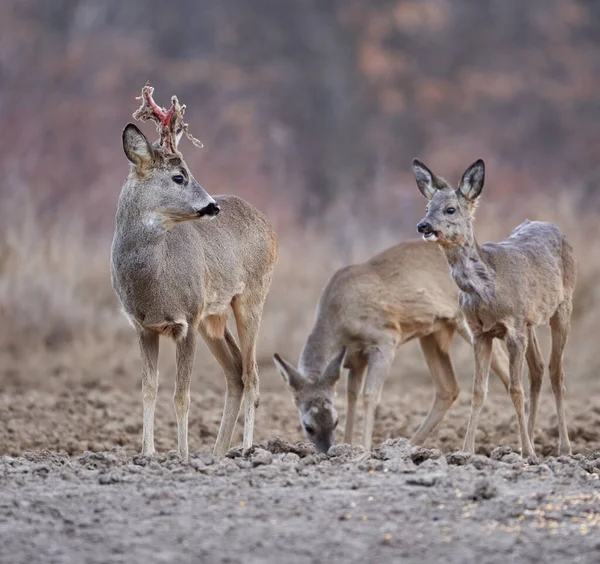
{"left": 549, "top": 301, "right": 573, "bottom": 456}
{"left": 411, "top": 329, "right": 460, "bottom": 446}
{"left": 525, "top": 326, "right": 544, "bottom": 444}
{"left": 344, "top": 355, "right": 367, "bottom": 444}
{"left": 139, "top": 329, "right": 159, "bottom": 455}
{"left": 232, "top": 293, "right": 267, "bottom": 451}
{"left": 199, "top": 323, "right": 244, "bottom": 457}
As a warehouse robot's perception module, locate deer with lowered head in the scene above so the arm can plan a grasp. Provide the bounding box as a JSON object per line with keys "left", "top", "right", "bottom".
{"left": 273, "top": 240, "right": 510, "bottom": 453}
{"left": 413, "top": 158, "right": 576, "bottom": 461}
{"left": 111, "top": 85, "right": 278, "bottom": 459}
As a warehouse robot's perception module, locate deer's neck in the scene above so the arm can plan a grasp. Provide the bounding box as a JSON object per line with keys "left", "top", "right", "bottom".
{"left": 442, "top": 237, "right": 495, "bottom": 306}
{"left": 113, "top": 200, "right": 170, "bottom": 274}
{"left": 298, "top": 322, "right": 337, "bottom": 378}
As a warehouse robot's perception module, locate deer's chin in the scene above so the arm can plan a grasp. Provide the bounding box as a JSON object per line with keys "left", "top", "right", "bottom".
{"left": 157, "top": 210, "right": 198, "bottom": 223}
{"left": 423, "top": 232, "right": 438, "bottom": 242}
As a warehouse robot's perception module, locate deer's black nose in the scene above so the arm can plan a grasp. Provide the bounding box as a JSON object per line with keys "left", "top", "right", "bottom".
{"left": 198, "top": 202, "right": 220, "bottom": 217}
{"left": 315, "top": 438, "right": 334, "bottom": 455}
{"left": 417, "top": 220, "right": 433, "bottom": 234}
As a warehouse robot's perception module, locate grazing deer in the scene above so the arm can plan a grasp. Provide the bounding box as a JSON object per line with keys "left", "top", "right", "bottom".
{"left": 111, "top": 85, "right": 278, "bottom": 458}
{"left": 413, "top": 158, "right": 576, "bottom": 461}
{"left": 273, "top": 240, "right": 510, "bottom": 453}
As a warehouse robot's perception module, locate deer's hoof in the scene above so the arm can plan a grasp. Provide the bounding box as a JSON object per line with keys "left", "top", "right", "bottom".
{"left": 524, "top": 454, "right": 539, "bottom": 465}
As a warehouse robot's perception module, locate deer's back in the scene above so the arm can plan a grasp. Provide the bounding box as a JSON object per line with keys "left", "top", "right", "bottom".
{"left": 480, "top": 220, "right": 575, "bottom": 325}
{"left": 316, "top": 240, "right": 461, "bottom": 346}
{"left": 191, "top": 195, "right": 278, "bottom": 304}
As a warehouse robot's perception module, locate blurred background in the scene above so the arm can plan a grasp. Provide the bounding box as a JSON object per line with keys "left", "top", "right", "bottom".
{"left": 2, "top": 0, "right": 600, "bottom": 455}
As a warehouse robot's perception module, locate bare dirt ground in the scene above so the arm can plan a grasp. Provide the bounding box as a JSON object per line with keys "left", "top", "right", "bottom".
{"left": 2, "top": 354, "right": 600, "bottom": 564}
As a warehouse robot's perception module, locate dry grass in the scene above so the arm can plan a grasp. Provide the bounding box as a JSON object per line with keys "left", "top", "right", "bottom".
{"left": 1, "top": 190, "right": 599, "bottom": 396}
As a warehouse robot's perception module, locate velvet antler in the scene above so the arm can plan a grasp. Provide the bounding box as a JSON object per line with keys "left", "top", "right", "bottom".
{"left": 132, "top": 83, "right": 203, "bottom": 154}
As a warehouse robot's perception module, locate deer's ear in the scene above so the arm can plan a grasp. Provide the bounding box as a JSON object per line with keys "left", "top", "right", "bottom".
{"left": 412, "top": 159, "right": 438, "bottom": 201}
{"left": 321, "top": 346, "right": 347, "bottom": 388}
{"left": 458, "top": 159, "right": 485, "bottom": 201}
{"left": 273, "top": 354, "right": 307, "bottom": 393}
{"left": 123, "top": 123, "right": 154, "bottom": 167}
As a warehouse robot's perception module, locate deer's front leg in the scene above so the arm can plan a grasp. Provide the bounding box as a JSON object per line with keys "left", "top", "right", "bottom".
{"left": 174, "top": 330, "right": 197, "bottom": 460}
{"left": 506, "top": 329, "right": 537, "bottom": 462}
{"left": 463, "top": 335, "right": 493, "bottom": 454}
{"left": 344, "top": 360, "right": 367, "bottom": 444}
{"left": 139, "top": 329, "right": 159, "bottom": 455}
{"left": 362, "top": 346, "right": 394, "bottom": 452}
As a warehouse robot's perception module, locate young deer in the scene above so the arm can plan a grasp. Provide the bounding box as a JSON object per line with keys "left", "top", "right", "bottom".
{"left": 273, "top": 240, "right": 510, "bottom": 453}
{"left": 413, "top": 159, "right": 576, "bottom": 461}
{"left": 111, "top": 86, "right": 278, "bottom": 458}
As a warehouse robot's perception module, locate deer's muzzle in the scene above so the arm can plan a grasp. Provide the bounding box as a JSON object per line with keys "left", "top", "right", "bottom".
{"left": 197, "top": 202, "right": 220, "bottom": 218}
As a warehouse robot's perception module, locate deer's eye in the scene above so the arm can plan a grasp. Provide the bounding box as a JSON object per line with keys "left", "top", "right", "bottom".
{"left": 304, "top": 425, "right": 315, "bottom": 435}
{"left": 333, "top": 418, "right": 339, "bottom": 428}
{"left": 445, "top": 207, "right": 455, "bottom": 215}
{"left": 172, "top": 175, "right": 185, "bottom": 185}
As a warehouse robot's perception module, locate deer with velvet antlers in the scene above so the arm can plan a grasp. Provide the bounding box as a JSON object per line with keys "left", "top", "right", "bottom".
{"left": 111, "top": 85, "right": 278, "bottom": 459}
{"left": 413, "top": 158, "right": 576, "bottom": 462}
